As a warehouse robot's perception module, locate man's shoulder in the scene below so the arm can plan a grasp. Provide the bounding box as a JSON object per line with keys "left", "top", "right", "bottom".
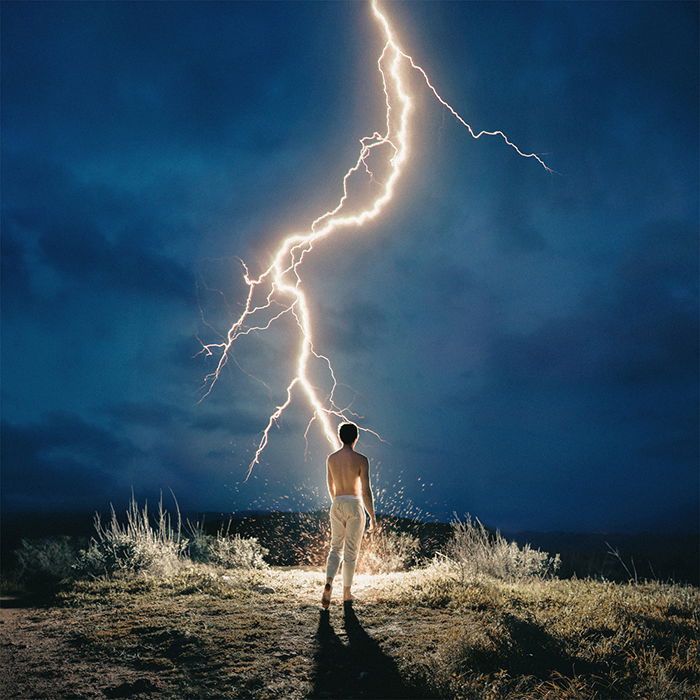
{"left": 327, "top": 449, "right": 368, "bottom": 463}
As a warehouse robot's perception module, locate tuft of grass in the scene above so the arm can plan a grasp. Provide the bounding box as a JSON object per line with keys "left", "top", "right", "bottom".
{"left": 70, "top": 495, "right": 272, "bottom": 580}
{"left": 73, "top": 496, "right": 268, "bottom": 578}
{"left": 187, "top": 520, "right": 269, "bottom": 570}
{"left": 11, "top": 555, "right": 697, "bottom": 700}
{"left": 387, "top": 563, "right": 700, "bottom": 699}
{"left": 5, "top": 502, "right": 697, "bottom": 699}
{"left": 445, "top": 513, "right": 561, "bottom": 582}
{"left": 74, "top": 495, "right": 188, "bottom": 578}
{"left": 7, "top": 535, "right": 86, "bottom": 593}
{"left": 358, "top": 527, "right": 420, "bottom": 574}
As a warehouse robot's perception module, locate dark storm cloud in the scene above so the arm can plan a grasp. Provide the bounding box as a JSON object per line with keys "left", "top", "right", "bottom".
{"left": 438, "top": 219, "right": 699, "bottom": 530}
{"left": 493, "top": 194, "right": 547, "bottom": 254}
{"left": 0, "top": 226, "right": 34, "bottom": 307}
{"left": 425, "top": 262, "right": 479, "bottom": 311}
{"left": 489, "top": 221, "right": 698, "bottom": 385}
{"left": 38, "top": 222, "right": 193, "bottom": 302}
{"left": 105, "top": 401, "right": 186, "bottom": 428}
{"left": 1, "top": 1, "right": 359, "bottom": 160}
{"left": 1, "top": 412, "right": 138, "bottom": 511}
{"left": 389, "top": 252, "right": 482, "bottom": 319}
{"left": 191, "top": 408, "right": 262, "bottom": 436}
{"left": 641, "top": 432, "right": 698, "bottom": 463}
{"left": 1, "top": 1, "right": 697, "bottom": 530}
{"left": 426, "top": 218, "right": 698, "bottom": 531}
{"left": 2, "top": 155, "right": 193, "bottom": 304}
{"left": 321, "top": 300, "right": 388, "bottom": 354}
{"left": 8, "top": 412, "right": 137, "bottom": 459}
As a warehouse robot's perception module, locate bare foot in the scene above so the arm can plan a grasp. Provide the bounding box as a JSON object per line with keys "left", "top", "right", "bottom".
{"left": 343, "top": 587, "right": 353, "bottom": 603}
{"left": 321, "top": 583, "right": 332, "bottom": 609}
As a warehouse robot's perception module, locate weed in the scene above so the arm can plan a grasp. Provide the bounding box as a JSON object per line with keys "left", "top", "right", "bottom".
{"left": 12, "top": 536, "right": 84, "bottom": 591}
{"left": 74, "top": 495, "right": 187, "bottom": 578}
{"left": 187, "top": 521, "right": 269, "bottom": 570}
{"left": 359, "top": 528, "right": 420, "bottom": 574}
{"left": 445, "top": 513, "right": 561, "bottom": 582}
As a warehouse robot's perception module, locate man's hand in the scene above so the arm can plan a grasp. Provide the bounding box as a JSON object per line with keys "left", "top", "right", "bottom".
{"left": 367, "top": 519, "right": 378, "bottom": 534}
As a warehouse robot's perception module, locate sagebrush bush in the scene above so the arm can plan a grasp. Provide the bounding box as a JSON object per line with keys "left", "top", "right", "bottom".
{"left": 15, "top": 536, "right": 82, "bottom": 588}
{"left": 188, "top": 526, "right": 269, "bottom": 570}
{"left": 74, "top": 496, "right": 187, "bottom": 578}
{"left": 359, "top": 528, "right": 420, "bottom": 574}
{"left": 445, "top": 514, "right": 561, "bottom": 582}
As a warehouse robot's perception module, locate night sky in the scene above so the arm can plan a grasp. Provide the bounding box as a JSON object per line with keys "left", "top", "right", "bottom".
{"left": 2, "top": 1, "right": 698, "bottom": 533}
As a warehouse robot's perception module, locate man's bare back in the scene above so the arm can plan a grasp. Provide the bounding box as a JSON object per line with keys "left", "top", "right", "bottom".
{"left": 327, "top": 447, "right": 366, "bottom": 496}
{"left": 326, "top": 445, "right": 376, "bottom": 530}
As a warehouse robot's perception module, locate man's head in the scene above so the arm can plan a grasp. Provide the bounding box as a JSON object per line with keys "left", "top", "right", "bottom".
{"left": 338, "top": 422, "right": 358, "bottom": 446}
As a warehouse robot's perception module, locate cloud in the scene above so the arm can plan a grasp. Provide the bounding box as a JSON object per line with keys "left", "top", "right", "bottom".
{"left": 2, "top": 154, "right": 194, "bottom": 305}
{"left": 1, "top": 1, "right": 697, "bottom": 531}
{"left": 0, "top": 226, "right": 34, "bottom": 309}
{"left": 105, "top": 400, "right": 185, "bottom": 428}
{"left": 190, "top": 408, "right": 262, "bottom": 436}
{"left": 38, "top": 223, "right": 193, "bottom": 302}
{"left": 320, "top": 300, "right": 388, "bottom": 354}
{"left": 488, "top": 221, "right": 698, "bottom": 386}
{"left": 431, "top": 220, "right": 699, "bottom": 530}
{"left": 1, "top": 412, "right": 139, "bottom": 511}
{"left": 491, "top": 173, "right": 548, "bottom": 254}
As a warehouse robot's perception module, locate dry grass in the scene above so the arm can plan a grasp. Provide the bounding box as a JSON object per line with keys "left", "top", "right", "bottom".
{"left": 3, "top": 507, "right": 697, "bottom": 698}
{"left": 3, "top": 563, "right": 697, "bottom": 699}
{"left": 387, "top": 566, "right": 700, "bottom": 698}
{"left": 72, "top": 496, "right": 269, "bottom": 579}
{"left": 74, "top": 496, "right": 187, "bottom": 578}
{"left": 445, "top": 514, "right": 561, "bottom": 582}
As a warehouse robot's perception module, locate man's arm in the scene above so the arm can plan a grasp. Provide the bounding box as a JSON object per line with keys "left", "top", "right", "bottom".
{"left": 326, "top": 458, "right": 335, "bottom": 500}
{"left": 359, "top": 456, "right": 377, "bottom": 532}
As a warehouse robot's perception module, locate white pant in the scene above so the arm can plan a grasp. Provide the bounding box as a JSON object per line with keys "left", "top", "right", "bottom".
{"left": 325, "top": 496, "right": 366, "bottom": 587}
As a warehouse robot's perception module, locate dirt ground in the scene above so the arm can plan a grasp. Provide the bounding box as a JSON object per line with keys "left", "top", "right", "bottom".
{"left": 0, "top": 569, "right": 443, "bottom": 699}
{"left": 1, "top": 599, "right": 117, "bottom": 699}
{"left": 3, "top": 567, "right": 698, "bottom": 699}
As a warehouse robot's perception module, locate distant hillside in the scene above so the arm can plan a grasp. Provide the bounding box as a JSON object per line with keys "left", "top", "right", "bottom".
{"left": 503, "top": 529, "right": 699, "bottom": 585}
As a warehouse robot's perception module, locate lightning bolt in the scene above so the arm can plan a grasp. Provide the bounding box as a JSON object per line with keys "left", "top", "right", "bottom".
{"left": 199, "top": 0, "right": 550, "bottom": 479}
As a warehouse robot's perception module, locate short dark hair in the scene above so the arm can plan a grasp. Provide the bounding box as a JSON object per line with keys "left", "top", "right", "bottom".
{"left": 338, "top": 422, "right": 358, "bottom": 445}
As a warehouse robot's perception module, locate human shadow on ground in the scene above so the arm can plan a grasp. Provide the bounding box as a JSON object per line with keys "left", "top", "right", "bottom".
{"left": 309, "top": 603, "right": 435, "bottom": 699}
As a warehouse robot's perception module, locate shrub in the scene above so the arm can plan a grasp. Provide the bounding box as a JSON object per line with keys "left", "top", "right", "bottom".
{"left": 445, "top": 514, "right": 560, "bottom": 582}
{"left": 74, "top": 495, "right": 187, "bottom": 578}
{"left": 359, "top": 528, "right": 420, "bottom": 574}
{"left": 188, "top": 523, "right": 269, "bottom": 569}
{"left": 14, "top": 536, "right": 82, "bottom": 589}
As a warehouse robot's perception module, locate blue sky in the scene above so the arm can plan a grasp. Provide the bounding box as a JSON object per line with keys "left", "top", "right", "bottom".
{"left": 2, "top": 1, "right": 697, "bottom": 532}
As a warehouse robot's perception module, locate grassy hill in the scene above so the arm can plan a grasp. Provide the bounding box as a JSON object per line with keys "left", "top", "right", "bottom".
{"left": 1, "top": 502, "right": 698, "bottom": 698}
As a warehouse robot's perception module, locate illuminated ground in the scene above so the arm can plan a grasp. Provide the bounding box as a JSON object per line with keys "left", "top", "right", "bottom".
{"left": 1, "top": 566, "right": 698, "bottom": 699}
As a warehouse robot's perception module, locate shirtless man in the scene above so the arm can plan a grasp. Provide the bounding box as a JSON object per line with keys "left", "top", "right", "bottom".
{"left": 321, "top": 422, "right": 377, "bottom": 608}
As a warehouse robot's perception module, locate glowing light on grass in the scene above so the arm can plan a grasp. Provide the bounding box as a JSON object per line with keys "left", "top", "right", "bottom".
{"left": 233, "top": 473, "right": 434, "bottom": 566}
{"left": 199, "top": 0, "right": 550, "bottom": 477}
